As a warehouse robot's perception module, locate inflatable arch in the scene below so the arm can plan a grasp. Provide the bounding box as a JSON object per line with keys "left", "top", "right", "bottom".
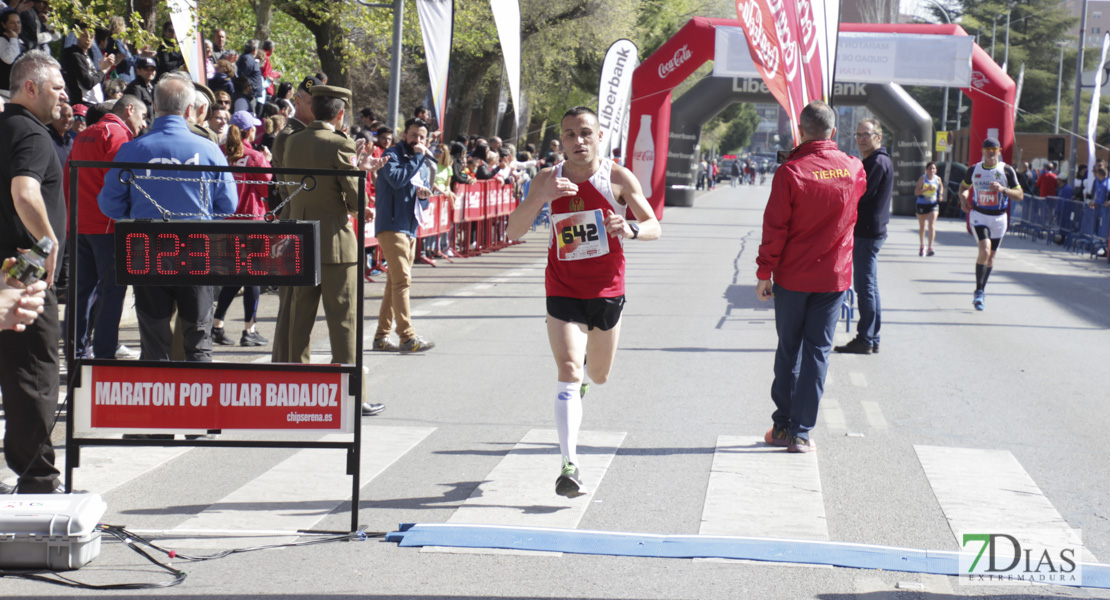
{"left": 666, "top": 77, "right": 933, "bottom": 215}
{"left": 629, "top": 19, "right": 1016, "bottom": 219}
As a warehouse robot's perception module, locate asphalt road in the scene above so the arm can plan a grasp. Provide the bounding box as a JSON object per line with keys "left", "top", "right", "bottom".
{"left": 3, "top": 182, "right": 1110, "bottom": 599}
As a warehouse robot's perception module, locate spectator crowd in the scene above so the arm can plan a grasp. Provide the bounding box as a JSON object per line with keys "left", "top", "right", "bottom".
{"left": 0, "top": 6, "right": 561, "bottom": 491}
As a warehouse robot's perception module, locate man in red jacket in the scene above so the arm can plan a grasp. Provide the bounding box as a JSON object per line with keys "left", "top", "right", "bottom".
{"left": 63, "top": 94, "right": 147, "bottom": 359}
{"left": 755, "top": 101, "right": 866, "bottom": 454}
{"left": 1036, "top": 162, "right": 1058, "bottom": 198}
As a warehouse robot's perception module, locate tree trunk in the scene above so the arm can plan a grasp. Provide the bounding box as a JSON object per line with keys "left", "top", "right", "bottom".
{"left": 132, "top": 0, "right": 158, "bottom": 33}
{"left": 253, "top": 0, "right": 275, "bottom": 40}
{"left": 477, "top": 80, "right": 501, "bottom": 138}
{"left": 445, "top": 60, "right": 492, "bottom": 138}
{"left": 277, "top": 3, "right": 348, "bottom": 88}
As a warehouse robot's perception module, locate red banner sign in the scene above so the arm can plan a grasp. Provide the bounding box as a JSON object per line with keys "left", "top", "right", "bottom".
{"left": 735, "top": 0, "right": 804, "bottom": 141}
{"left": 73, "top": 364, "right": 353, "bottom": 433}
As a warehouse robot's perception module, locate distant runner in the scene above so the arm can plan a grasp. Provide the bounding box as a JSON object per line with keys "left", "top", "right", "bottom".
{"left": 959, "top": 137, "right": 1022, "bottom": 311}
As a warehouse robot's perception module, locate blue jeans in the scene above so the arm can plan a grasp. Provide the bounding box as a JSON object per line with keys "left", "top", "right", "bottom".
{"left": 770, "top": 284, "right": 844, "bottom": 439}
{"left": 66, "top": 233, "right": 128, "bottom": 359}
{"left": 852, "top": 236, "right": 885, "bottom": 344}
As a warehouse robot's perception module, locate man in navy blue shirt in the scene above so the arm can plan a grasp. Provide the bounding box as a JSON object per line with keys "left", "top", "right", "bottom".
{"left": 98, "top": 72, "right": 236, "bottom": 361}
{"left": 235, "top": 39, "right": 264, "bottom": 114}
{"left": 835, "top": 117, "right": 892, "bottom": 355}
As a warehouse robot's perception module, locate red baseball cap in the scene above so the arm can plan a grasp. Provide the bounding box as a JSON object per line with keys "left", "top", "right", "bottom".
{"left": 72, "top": 104, "right": 89, "bottom": 117}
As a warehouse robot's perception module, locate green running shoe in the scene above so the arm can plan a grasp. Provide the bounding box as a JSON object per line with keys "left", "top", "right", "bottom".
{"left": 555, "top": 457, "right": 587, "bottom": 498}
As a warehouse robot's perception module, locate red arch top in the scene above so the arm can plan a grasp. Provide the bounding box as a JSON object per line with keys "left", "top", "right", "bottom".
{"left": 627, "top": 20, "right": 1015, "bottom": 219}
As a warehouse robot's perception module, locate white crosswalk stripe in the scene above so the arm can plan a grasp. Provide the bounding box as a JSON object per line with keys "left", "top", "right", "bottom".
{"left": 2, "top": 412, "right": 1096, "bottom": 576}
{"left": 424, "top": 429, "right": 625, "bottom": 556}
{"left": 822, "top": 398, "right": 847, "bottom": 430}
{"left": 914, "top": 445, "right": 1096, "bottom": 562}
{"left": 170, "top": 425, "right": 435, "bottom": 549}
{"left": 700, "top": 435, "right": 827, "bottom": 540}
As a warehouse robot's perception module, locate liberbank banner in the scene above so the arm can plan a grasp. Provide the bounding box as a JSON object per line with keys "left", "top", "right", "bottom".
{"left": 714, "top": 29, "right": 974, "bottom": 87}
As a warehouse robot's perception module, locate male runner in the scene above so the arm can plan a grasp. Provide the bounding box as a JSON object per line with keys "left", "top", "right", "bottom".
{"left": 959, "top": 137, "right": 1022, "bottom": 311}
{"left": 507, "top": 106, "right": 660, "bottom": 498}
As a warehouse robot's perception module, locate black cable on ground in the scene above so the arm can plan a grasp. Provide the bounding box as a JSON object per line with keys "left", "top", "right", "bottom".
{"left": 0, "top": 524, "right": 384, "bottom": 590}
{"left": 0, "top": 526, "right": 186, "bottom": 589}
{"left": 99, "top": 524, "right": 385, "bottom": 562}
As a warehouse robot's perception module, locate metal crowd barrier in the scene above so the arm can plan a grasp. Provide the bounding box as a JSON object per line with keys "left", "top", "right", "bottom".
{"left": 1010, "top": 195, "right": 1110, "bottom": 259}
{"left": 450, "top": 180, "right": 520, "bottom": 257}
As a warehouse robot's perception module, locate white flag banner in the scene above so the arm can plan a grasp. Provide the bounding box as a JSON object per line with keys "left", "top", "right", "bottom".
{"left": 416, "top": 0, "right": 453, "bottom": 132}
{"left": 616, "top": 55, "right": 638, "bottom": 163}
{"left": 597, "top": 39, "right": 638, "bottom": 159}
{"left": 811, "top": 0, "right": 840, "bottom": 101}
{"left": 1087, "top": 32, "right": 1110, "bottom": 190}
{"left": 489, "top": 0, "right": 521, "bottom": 121}
{"left": 167, "top": 0, "right": 202, "bottom": 82}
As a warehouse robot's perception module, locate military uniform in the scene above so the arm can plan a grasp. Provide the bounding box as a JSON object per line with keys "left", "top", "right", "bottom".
{"left": 270, "top": 77, "right": 319, "bottom": 363}
{"left": 283, "top": 85, "right": 362, "bottom": 364}
{"left": 189, "top": 123, "right": 220, "bottom": 145}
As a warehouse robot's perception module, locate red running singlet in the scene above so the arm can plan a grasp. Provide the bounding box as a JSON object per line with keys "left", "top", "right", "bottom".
{"left": 545, "top": 160, "right": 626, "bottom": 299}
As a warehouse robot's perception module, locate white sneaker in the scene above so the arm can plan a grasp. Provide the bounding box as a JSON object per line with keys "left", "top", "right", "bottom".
{"left": 115, "top": 345, "right": 141, "bottom": 359}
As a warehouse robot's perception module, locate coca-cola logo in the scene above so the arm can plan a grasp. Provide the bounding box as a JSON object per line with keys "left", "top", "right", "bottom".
{"left": 737, "top": 0, "right": 781, "bottom": 80}
{"left": 634, "top": 150, "right": 655, "bottom": 162}
{"left": 970, "top": 70, "right": 988, "bottom": 89}
{"left": 657, "top": 45, "right": 693, "bottom": 79}
{"left": 796, "top": 0, "right": 818, "bottom": 62}
{"left": 767, "top": 0, "right": 798, "bottom": 81}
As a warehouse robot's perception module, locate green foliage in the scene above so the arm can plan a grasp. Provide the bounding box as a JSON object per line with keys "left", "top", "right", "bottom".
{"left": 47, "top": 0, "right": 159, "bottom": 51}
{"left": 716, "top": 103, "right": 760, "bottom": 153}
{"left": 42, "top": 0, "right": 777, "bottom": 147}
{"left": 1022, "top": 88, "right": 1110, "bottom": 140}
{"left": 199, "top": 3, "right": 318, "bottom": 85}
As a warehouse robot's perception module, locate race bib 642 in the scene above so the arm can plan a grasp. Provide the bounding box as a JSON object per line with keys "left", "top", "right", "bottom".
{"left": 553, "top": 209, "right": 608, "bottom": 261}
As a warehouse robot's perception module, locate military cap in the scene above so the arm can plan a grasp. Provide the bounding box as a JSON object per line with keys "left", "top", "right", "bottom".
{"left": 310, "top": 84, "right": 352, "bottom": 105}
{"left": 298, "top": 75, "right": 323, "bottom": 94}
{"left": 192, "top": 82, "right": 215, "bottom": 107}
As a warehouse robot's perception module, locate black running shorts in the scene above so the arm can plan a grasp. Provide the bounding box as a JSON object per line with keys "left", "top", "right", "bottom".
{"left": 915, "top": 202, "right": 939, "bottom": 215}
{"left": 546, "top": 296, "right": 626, "bottom": 331}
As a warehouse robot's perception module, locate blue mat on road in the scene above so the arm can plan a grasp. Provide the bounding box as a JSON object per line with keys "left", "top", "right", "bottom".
{"left": 388, "top": 523, "right": 1110, "bottom": 589}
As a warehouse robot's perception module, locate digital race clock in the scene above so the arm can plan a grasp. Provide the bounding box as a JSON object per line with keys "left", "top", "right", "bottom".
{"left": 114, "top": 220, "right": 321, "bottom": 286}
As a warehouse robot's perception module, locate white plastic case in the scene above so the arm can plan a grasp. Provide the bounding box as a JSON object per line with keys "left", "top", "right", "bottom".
{"left": 0, "top": 493, "right": 106, "bottom": 570}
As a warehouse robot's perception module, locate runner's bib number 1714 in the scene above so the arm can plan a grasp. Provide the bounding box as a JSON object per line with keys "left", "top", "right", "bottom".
{"left": 553, "top": 209, "right": 609, "bottom": 261}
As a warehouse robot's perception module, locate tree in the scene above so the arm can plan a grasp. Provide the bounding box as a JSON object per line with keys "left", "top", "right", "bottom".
{"left": 716, "top": 103, "right": 760, "bottom": 153}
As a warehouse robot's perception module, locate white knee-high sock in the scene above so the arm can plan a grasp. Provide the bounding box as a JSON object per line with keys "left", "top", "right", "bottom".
{"left": 555, "top": 381, "right": 583, "bottom": 465}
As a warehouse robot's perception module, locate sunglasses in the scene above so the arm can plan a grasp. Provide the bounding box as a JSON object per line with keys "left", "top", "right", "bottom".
{"left": 73, "top": 115, "right": 85, "bottom": 122}
{"left": 216, "top": 100, "right": 230, "bottom": 106}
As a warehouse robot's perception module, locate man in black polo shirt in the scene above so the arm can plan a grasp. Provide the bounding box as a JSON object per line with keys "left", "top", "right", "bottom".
{"left": 0, "top": 49, "right": 68, "bottom": 494}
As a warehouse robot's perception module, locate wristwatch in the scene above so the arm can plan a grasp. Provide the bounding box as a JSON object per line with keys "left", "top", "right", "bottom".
{"left": 628, "top": 222, "right": 639, "bottom": 239}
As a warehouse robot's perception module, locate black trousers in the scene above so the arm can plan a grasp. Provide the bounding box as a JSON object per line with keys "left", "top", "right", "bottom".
{"left": 0, "top": 289, "right": 60, "bottom": 492}
{"left": 135, "top": 285, "right": 213, "bottom": 361}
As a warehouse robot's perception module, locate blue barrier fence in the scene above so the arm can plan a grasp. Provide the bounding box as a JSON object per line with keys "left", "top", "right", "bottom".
{"left": 1009, "top": 195, "right": 1110, "bottom": 258}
